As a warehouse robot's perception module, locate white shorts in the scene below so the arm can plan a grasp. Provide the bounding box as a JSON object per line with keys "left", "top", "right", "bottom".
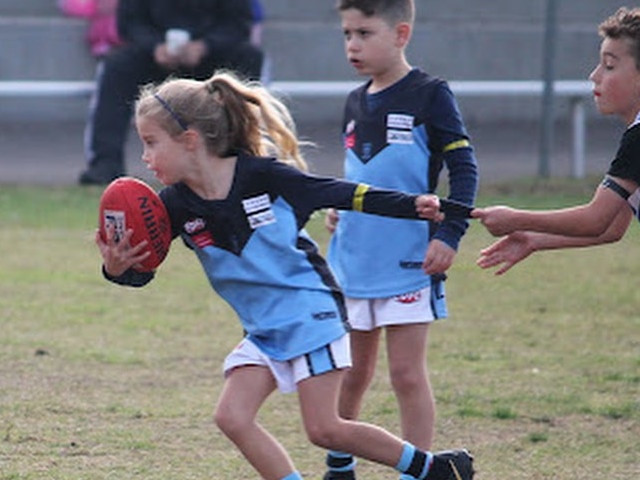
{"left": 223, "top": 335, "right": 352, "bottom": 393}
{"left": 346, "top": 283, "right": 447, "bottom": 332}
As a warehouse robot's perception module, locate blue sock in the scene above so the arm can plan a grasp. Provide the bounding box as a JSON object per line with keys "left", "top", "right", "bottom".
{"left": 326, "top": 450, "right": 356, "bottom": 473}
{"left": 395, "top": 442, "right": 433, "bottom": 480}
{"left": 280, "top": 472, "right": 303, "bottom": 480}
{"left": 399, "top": 475, "right": 417, "bottom": 480}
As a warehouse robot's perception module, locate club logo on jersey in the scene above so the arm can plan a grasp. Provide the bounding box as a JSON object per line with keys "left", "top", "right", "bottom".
{"left": 387, "top": 113, "right": 414, "bottom": 145}
{"left": 184, "top": 217, "right": 215, "bottom": 248}
{"left": 344, "top": 119, "right": 356, "bottom": 149}
{"left": 242, "top": 193, "right": 276, "bottom": 229}
{"left": 394, "top": 291, "right": 422, "bottom": 304}
{"left": 362, "top": 142, "right": 372, "bottom": 161}
{"left": 184, "top": 217, "right": 206, "bottom": 234}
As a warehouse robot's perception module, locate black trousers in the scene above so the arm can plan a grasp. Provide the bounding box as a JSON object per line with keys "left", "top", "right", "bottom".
{"left": 83, "top": 42, "right": 263, "bottom": 180}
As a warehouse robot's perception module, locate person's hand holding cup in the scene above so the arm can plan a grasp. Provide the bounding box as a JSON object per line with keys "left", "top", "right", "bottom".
{"left": 165, "top": 29, "right": 190, "bottom": 56}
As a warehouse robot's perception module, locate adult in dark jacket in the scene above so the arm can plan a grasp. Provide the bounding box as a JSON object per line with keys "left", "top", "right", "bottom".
{"left": 79, "top": 0, "right": 264, "bottom": 185}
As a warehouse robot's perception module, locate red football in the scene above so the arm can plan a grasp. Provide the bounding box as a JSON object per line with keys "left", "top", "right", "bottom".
{"left": 99, "top": 177, "right": 172, "bottom": 272}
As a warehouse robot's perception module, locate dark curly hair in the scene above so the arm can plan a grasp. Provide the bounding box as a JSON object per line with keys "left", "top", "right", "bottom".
{"left": 599, "top": 7, "right": 640, "bottom": 69}
{"left": 336, "top": 0, "right": 414, "bottom": 26}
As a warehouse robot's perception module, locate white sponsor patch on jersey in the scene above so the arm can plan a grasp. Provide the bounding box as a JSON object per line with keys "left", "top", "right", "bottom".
{"left": 387, "top": 129, "right": 414, "bottom": 144}
{"left": 243, "top": 193, "right": 276, "bottom": 229}
{"left": 387, "top": 113, "right": 414, "bottom": 130}
{"left": 242, "top": 193, "right": 271, "bottom": 214}
{"left": 387, "top": 114, "right": 414, "bottom": 144}
{"left": 247, "top": 209, "right": 276, "bottom": 229}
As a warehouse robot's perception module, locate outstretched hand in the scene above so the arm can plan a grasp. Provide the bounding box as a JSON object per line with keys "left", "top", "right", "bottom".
{"left": 476, "top": 231, "right": 535, "bottom": 275}
{"left": 471, "top": 206, "right": 518, "bottom": 236}
{"left": 96, "top": 224, "right": 151, "bottom": 277}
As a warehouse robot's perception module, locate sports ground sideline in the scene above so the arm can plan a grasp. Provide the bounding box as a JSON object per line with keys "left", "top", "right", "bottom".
{"left": 0, "top": 116, "right": 622, "bottom": 187}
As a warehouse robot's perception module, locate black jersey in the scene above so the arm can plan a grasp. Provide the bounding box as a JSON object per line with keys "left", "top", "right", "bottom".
{"left": 607, "top": 123, "right": 640, "bottom": 184}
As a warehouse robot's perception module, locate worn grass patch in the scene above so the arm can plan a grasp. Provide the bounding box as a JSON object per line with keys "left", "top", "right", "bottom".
{"left": 0, "top": 181, "right": 638, "bottom": 479}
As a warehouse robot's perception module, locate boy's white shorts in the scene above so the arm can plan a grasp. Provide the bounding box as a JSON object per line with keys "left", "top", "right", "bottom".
{"left": 223, "top": 334, "right": 352, "bottom": 393}
{"left": 346, "top": 284, "right": 447, "bottom": 331}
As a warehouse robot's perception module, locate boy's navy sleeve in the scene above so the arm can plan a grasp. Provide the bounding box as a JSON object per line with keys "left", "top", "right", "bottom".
{"left": 427, "top": 82, "right": 479, "bottom": 250}
{"left": 437, "top": 147, "right": 478, "bottom": 250}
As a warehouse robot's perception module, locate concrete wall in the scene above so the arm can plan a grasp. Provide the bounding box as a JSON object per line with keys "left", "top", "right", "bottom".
{"left": 0, "top": 0, "right": 623, "bottom": 122}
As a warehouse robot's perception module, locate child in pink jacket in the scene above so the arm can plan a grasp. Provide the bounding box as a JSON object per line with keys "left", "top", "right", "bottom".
{"left": 59, "top": 0, "right": 122, "bottom": 57}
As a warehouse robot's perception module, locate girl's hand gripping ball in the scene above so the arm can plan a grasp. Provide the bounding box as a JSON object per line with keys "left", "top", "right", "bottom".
{"left": 98, "top": 177, "right": 171, "bottom": 272}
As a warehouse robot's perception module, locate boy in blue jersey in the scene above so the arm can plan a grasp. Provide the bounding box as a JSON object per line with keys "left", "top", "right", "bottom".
{"left": 474, "top": 7, "right": 640, "bottom": 274}
{"left": 323, "top": 2, "right": 478, "bottom": 479}
{"left": 96, "top": 70, "right": 474, "bottom": 480}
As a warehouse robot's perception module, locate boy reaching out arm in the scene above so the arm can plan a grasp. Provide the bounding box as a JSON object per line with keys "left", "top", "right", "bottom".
{"left": 474, "top": 7, "right": 640, "bottom": 275}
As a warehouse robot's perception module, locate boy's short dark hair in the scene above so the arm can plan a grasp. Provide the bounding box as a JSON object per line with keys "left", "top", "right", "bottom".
{"left": 599, "top": 7, "right": 640, "bottom": 69}
{"left": 336, "top": 0, "right": 415, "bottom": 26}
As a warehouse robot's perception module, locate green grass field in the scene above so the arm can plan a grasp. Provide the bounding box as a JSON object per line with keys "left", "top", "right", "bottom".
{"left": 0, "top": 179, "right": 638, "bottom": 479}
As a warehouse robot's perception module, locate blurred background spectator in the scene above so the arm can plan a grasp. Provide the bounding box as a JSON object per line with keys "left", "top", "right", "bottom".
{"left": 58, "top": 0, "right": 122, "bottom": 58}
{"left": 250, "top": 0, "right": 264, "bottom": 47}
{"left": 78, "top": 0, "right": 264, "bottom": 185}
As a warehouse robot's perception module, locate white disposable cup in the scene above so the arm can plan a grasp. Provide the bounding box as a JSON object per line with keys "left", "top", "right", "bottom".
{"left": 165, "top": 29, "right": 190, "bottom": 56}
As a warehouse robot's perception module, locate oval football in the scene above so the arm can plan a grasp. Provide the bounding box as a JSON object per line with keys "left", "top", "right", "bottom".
{"left": 98, "top": 177, "right": 172, "bottom": 272}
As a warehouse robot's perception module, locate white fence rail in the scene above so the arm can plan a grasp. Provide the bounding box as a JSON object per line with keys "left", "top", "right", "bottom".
{"left": 0, "top": 79, "right": 593, "bottom": 177}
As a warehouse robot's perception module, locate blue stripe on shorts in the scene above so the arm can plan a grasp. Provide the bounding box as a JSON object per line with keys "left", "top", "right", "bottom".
{"left": 305, "top": 344, "right": 337, "bottom": 376}
{"left": 430, "top": 276, "right": 448, "bottom": 319}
